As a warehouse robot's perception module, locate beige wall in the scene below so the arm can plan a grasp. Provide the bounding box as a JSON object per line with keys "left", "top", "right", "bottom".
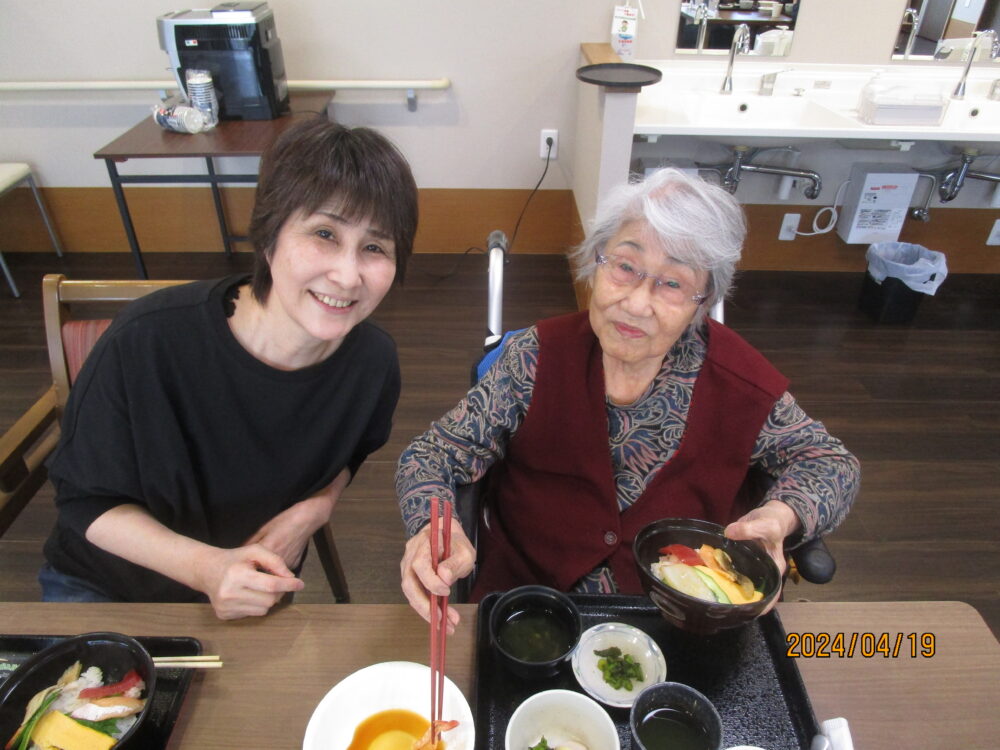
{"left": 2, "top": 0, "right": 912, "bottom": 191}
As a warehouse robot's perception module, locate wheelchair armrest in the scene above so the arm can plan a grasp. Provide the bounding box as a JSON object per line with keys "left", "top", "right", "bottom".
{"left": 789, "top": 535, "right": 836, "bottom": 584}
{"left": 451, "top": 481, "right": 482, "bottom": 603}
{"left": 454, "top": 482, "right": 481, "bottom": 550}
{"left": 738, "top": 468, "right": 837, "bottom": 585}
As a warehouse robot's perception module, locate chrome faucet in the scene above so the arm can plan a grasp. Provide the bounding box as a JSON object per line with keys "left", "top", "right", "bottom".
{"left": 693, "top": 2, "right": 710, "bottom": 51}
{"left": 720, "top": 24, "right": 751, "bottom": 94}
{"left": 952, "top": 29, "right": 998, "bottom": 99}
{"left": 901, "top": 7, "right": 921, "bottom": 59}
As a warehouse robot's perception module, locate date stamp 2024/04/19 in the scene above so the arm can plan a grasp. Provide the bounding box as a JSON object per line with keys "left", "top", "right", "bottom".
{"left": 785, "top": 632, "right": 936, "bottom": 658}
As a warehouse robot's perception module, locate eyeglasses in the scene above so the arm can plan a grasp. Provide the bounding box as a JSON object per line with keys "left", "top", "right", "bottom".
{"left": 596, "top": 253, "right": 707, "bottom": 305}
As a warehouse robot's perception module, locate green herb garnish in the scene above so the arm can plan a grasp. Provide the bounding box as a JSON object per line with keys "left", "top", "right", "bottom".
{"left": 594, "top": 646, "right": 644, "bottom": 691}
{"left": 75, "top": 717, "right": 121, "bottom": 736}
{"left": 13, "top": 688, "right": 61, "bottom": 750}
{"left": 529, "top": 737, "right": 551, "bottom": 750}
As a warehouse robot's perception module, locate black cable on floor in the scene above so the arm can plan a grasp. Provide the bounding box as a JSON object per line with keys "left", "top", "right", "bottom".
{"left": 415, "top": 139, "right": 554, "bottom": 282}
{"left": 507, "top": 139, "right": 553, "bottom": 256}
{"left": 415, "top": 245, "right": 486, "bottom": 282}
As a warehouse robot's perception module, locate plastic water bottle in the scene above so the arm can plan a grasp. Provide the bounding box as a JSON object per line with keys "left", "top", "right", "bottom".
{"left": 185, "top": 69, "right": 219, "bottom": 129}
{"left": 152, "top": 101, "right": 206, "bottom": 134}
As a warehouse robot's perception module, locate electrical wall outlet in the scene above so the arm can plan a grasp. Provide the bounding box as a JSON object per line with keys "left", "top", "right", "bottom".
{"left": 987, "top": 218, "right": 1000, "bottom": 246}
{"left": 540, "top": 129, "right": 558, "bottom": 159}
{"left": 779, "top": 213, "right": 800, "bottom": 241}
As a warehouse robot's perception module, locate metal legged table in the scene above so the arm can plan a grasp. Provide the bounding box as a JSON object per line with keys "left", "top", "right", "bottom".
{"left": 94, "top": 109, "right": 317, "bottom": 278}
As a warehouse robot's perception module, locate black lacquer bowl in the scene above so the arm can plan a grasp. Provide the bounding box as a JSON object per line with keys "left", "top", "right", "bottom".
{"left": 0, "top": 631, "right": 155, "bottom": 748}
{"left": 488, "top": 585, "right": 582, "bottom": 679}
{"left": 633, "top": 518, "right": 780, "bottom": 635}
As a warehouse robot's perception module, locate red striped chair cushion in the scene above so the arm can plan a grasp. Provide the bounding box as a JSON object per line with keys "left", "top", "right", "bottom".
{"left": 61, "top": 319, "right": 112, "bottom": 383}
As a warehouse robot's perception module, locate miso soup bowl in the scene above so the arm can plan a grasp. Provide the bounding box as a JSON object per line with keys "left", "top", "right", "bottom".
{"left": 633, "top": 518, "right": 780, "bottom": 635}
{"left": 488, "top": 585, "right": 582, "bottom": 679}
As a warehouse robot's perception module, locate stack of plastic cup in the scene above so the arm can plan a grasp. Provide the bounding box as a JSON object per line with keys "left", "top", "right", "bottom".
{"left": 185, "top": 69, "right": 219, "bottom": 129}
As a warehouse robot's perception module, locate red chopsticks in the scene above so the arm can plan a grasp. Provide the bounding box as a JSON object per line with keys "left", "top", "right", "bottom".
{"left": 429, "top": 496, "right": 452, "bottom": 747}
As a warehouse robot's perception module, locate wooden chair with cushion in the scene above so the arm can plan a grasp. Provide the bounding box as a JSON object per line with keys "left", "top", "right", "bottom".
{"left": 0, "top": 273, "right": 351, "bottom": 602}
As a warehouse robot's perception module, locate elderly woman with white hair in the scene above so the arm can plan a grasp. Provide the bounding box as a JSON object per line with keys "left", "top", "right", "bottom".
{"left": 396, "top": 168, "right": 859, "bottom": 631}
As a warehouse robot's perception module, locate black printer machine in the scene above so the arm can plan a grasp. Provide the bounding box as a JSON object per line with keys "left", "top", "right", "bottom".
{"left": 158, "top": 2, "right": 289, "bottom": 120}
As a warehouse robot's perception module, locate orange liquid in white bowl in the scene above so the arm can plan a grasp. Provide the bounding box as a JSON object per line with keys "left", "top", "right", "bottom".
{"left": 347, "top": 709, "right": 447, "bottom": 750}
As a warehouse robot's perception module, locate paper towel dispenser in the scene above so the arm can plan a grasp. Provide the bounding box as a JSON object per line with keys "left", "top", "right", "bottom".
{"left": 158, "top": 2, "right": 289, "bottom": 120}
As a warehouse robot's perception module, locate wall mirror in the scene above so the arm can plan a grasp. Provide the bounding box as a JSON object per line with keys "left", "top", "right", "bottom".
{"left": 892, "top": 0, "right": 1000, "bottom": 60}
{"left": 676, "top": 0, "right": 800, "bottom": 56}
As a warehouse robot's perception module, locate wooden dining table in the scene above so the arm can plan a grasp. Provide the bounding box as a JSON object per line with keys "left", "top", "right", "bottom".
{"left": 1, "top": 600, "right": 997, "bottom": 749}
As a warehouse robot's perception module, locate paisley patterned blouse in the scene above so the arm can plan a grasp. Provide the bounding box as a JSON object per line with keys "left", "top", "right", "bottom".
{"left": 396, "top": 324, "right": 859, "bottom": 593}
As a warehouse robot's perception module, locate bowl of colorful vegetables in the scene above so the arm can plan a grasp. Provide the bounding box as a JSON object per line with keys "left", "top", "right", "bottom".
{"left": 0, "top": 632, "right": 155, "bottom": 750}
{"left": 633, "top": 518, "right": 780, "bottom": 635}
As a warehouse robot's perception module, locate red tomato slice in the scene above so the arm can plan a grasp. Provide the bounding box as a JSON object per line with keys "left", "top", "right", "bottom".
{"left": 78, "top": 669, "right": 143, "bottom": 699}
{"left": 657, "top": 543, "right": 703, "bottom": 566}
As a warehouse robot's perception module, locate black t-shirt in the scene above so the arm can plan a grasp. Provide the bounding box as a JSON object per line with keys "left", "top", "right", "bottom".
{"left": 44, "top": 275, "right": 400, "bottom": 602}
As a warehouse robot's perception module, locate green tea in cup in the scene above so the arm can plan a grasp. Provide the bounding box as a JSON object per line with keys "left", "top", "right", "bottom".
{"left": 635, "top": 706, "right": 711, "bottom": 750}
{"left": 629, "top": 682, "right": 722, "bottom": 750}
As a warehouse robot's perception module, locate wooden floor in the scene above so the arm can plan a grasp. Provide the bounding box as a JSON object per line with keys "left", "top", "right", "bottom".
{"left": 1, "top": 251, "right": 998, "bottom": 640}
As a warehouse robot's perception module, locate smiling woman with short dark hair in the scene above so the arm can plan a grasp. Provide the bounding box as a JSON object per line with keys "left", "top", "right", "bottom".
{"left": 41, "top": 116, "right": 418, "bottom": 620}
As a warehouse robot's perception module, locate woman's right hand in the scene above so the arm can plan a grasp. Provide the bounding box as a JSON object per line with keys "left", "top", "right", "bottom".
{"left": 86, "top": 504, "right": 302, "bottom": 620}
{"left": 194, "top": 544, "right": 304, "bottom": 620}
{"left": 400, "top": 515, "right": 476, "bottom": 634}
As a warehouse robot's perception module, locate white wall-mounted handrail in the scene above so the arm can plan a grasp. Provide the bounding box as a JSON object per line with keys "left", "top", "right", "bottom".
{"left": 0, "top": 78, "right": 451, "bottom": 91}
{"left": 0, "top": 81, "right": 182, "bottom": 91}
{"left": 0, "top": 77, "right": 452, "bottom": 110}
{"left": 293, "top": 78, "right": 451, "bottom": 90}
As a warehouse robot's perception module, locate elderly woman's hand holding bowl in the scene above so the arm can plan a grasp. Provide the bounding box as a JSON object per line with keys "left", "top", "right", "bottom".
{"left": 396, "top": 168, "right": 860, "bottom": 624}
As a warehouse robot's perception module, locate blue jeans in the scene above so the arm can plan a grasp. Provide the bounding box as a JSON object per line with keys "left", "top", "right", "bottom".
{"left": 38, "top": 563, "right": 119, "bottom": 603}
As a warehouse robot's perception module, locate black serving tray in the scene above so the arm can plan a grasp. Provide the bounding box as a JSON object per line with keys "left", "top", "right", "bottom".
{"left": 0, "top": 634, "right": 201, "bottom": 749}
{"left": 576, "top": 63, "right": 663, "bottom": 89}
{"left": 475, "top": 594, "right": 818, "bottom": 750}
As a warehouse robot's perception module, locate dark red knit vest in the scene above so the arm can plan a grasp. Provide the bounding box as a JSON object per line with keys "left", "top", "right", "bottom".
{"left": 470, "top": 311, "right": 789, "bottom": 600}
